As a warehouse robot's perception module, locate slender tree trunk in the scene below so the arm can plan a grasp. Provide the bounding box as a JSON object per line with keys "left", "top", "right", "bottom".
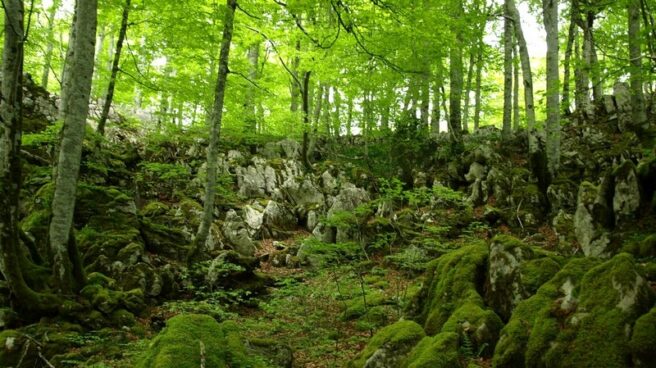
{"left": 346, "top": 96, "right": 353, "bottom": 137}
{"left": 507, "top": 0, "right": 537, "bottom": 151}
{"left": 449, "top": 40, "right": 464, "bottom": 138}
{"left": 431, "top": 80, "right": 441, "bottom": 134}
{"left": 321, "top": 86, "right": 331, "bottom": 135}
{"left": 313, "top": 83, "right": 324, "bottom": 131}
{"left": 503, "top": 1, "right": 514, "bottom": 138}
{"left": 290, "top": 40, "right": 301, "bottom": 112}
{"left": 420, "top": 74, "right": 430, "bottom": 128}
{"left": 587, "top": 14, "right": 603, "bottom": 101}
{"left": 473, "top": 41, "right": 484, "bottom": 131}
{"left": 543, "top": 0, "right": 560, "bottom": 175}
{"left": 189, "top": 0, "right": 236, "bottom": 262}
{"left": 332, "top": 87, "right": 342, "bottom": 137}
{"left": 41, "top": 0, "right": 62, "bottom": 90}
{"left": 49, "top": 0, "right": 97, "bottom": 294}
{"left": 301, "top": 71, "right": 312, "bottom": 168}
{"left": 513, "top": 41, "right": 521, "bottom": 131}
{"left": 562, "top": 6, "right": 577, "bottom": 114}
{"left": 97, "top": 0, "right": 131, "bottom": 136}
{"left": 463, "top": 49, "right": 476, "bottom": 132}
{"left": 0, "top": 0, "right": 59, "bottom": 314}
{"left": 245, "top": 41, "right": 260, "bottom": 133}
{"left": 574, "top": 35, "right": 586, "bottom": 110}
{"left": 629, "top": 0, "right": 647, "bottom": 128}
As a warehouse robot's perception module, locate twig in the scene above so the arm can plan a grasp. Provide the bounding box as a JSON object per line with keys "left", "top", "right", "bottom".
{"left": 516, "top": 199, "right": 524, "bottom": 231}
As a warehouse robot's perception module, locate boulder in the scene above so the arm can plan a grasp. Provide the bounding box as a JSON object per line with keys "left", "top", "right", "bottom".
{"left": 262, "top": 200, "right": 297, "bottom": 239}
{"left": 613, "top": 160, "right": 640, "bottom": 225}
{"left": 574, "top": 181, "right": 612, "bottom": 257}
{"left": 348, "top": 320, "right": 426, "bottom": 368}
{"left": 136, "top": 315, "right": 266, "bottom": 368}
{"left": 222, "top": 210, "right": 257, "bottom": 257}
{"left": 493, "top": 254, "right": 655, "bottom": 368}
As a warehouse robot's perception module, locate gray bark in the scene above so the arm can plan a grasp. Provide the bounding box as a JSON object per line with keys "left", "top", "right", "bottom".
{"left": 562, "top": 5, "right": 577, "bottom": 114}
{"left": 190, "top": 0, "right": 237, "bottom": 262}
{"left": 513, "top": 42, "right": 521, "bottom": 131}
{"left": 503, "top": 1, "right": 513, "bottom": 138}
{"left": 473, "top": 40, "right": 484, "bottom": 131}
{"left": 41, "top": 0, "right": 62, "bottom": 90}
{"left": 507, "top": 0, "right": 537, "bottom": 152}
{"left": 543, "top": 0, "right": 560, "bottom": 175}
{"left": 629, "top": 0, "right": 647, "bottom": 127}
{"left": 97, "top": 0, "right": 131, "bottom": 136}
{"left": 245, "top": 42, "right": 260, "bottom": 133}
{"left": 49, "top": 0, "right": 98, "bottom": 293}
{"left": 431, "top": 81, "right": 441, "bottom": 134}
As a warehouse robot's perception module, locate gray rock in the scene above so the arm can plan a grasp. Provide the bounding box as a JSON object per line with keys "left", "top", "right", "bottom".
{"left": 262, "top": 200, "right": 297, "bottom": 239}
{"left": 614, "top": 81, "right": 632, "bottom": 132}
{"left": 222, "top": 210, "right": 257, "bottom": 256}
{"left": 613, "top": 161, "right": 640, "bottom": 225}
{"left": 574, "top": 182, "right": 611, "bottom": 257}
{"left": 328, "top": 183, "right": 369, "bottom": 217}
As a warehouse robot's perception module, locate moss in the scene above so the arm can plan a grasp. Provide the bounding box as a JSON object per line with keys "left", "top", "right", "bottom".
{"left": 416, "top": 242, "right": 490, "bottom": 335}
{"left": 349, "top": 320, "right": 426, "bottom": 368}
{"left": 519, "top": 256, "right": 562, "bottom": 294}
{"left": 111, "top": 309, "right": 136, "bottom": 327}
{"left": 140, "top": 201, "right": 170, "bottom": 217}
{"left": 404, "top": 332, "right": 459, "bottom": 368}
{"left": 343, "top": 291, "right": 387, "bottom": 320}
{"left": 86, "top": 272, "right": 116, "bottom": 288}
{"left": 137, "top": 314, "right": 265, "bottom": 368}
{"left": 630, "top": 307, "right": 656, "bottom": 366}
{"left": 441, "top": 302, "right": 503, "bottom": 356}
{"left": 493, "top": 257, "right": 600, "bottom": 368}
{"left": 494, "top": 254, "right": 655, "bottom": 368}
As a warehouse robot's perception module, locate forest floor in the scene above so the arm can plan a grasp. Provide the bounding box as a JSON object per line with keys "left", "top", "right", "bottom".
{"left": 83, "top": 231, "right": 426, "bottom": 368}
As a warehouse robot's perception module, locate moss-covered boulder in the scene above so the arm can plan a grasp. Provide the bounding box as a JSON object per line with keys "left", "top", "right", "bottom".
{"left": 630, "top": 306, "right": 656, "bottom": 366}
{"left": 410, "top": 243, "right": 503, "bottom": 353}
{"left": 485, "top": 235, "right": 561, "bottom": 320}
{"left": 137, "top": 314, "right": 265, "bottom": 368}
{"left": 349, "top": 320, "right": 426, "bottom": 368}
{"left": 574, "top": 181, "right": 613, "bottom": 257}
{"left": 403, "top": 332, "right": 459, "bottom": 368}
{"left": 493, "top": 253, "right": 655, "bottom": 367}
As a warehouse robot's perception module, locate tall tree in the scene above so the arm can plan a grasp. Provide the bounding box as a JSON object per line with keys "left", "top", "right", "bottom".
{"left": 507, "top": 0, "right": 537, "bottom": 151}
{"left": 543, "top": 0, "right": 560, "bottom": 174}
{"left": 503, "top": 0, "right": 514, "bottom": 138}
{"left": 628, "top": 0, "right": 647, "bottom": 128}
{"left": 41, "top": 0, "right": 62, "bottom": 90}
{"left": 49, "top": 0, "right": 98, "bottom": 294}
{"left": 189, "top": 0, "right": 237, "bottom": 262}
{"left": 97, "top": 0, "right": 132, "bottom": 136}
{"left": 449, "top": 0, "right": 465, "bottom": 140}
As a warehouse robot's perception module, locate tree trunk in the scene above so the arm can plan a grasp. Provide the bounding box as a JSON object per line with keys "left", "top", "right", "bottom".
{"left": 41, "top": 0, "right": 62, "bottom": 90}
{"left": 507, "top": 0, "right": 537, "bottom": 151}
{"left": 346, "top": 96, "right": 353, "bottom": 137}
{"left": 420, "top": 74, "right": 430, "bottom": 128}
{"left": 629, "top": 0, "right": 647, "bottom": 128}
{"left": 503, "top": 1, "right": 514, "bottom": 138}
{"left": 473, "top": 40, "right": 484, "bottom": 131}
{"left": 312, "top": 83, "right": 324, "bottom": 132}
{"left": 562, "top": 5, "right": 577, "bottom": 114}
{"left": 332, "top": 87, "right": 342, "bottom": 137}
{"left": 97, "top": 0, "right": 131, "bottom": 136}
{"left": 245, "top": 41, "right": 260, "bottom": 133}
{"left": 301, "top": 71, "right": 312, "bottom": 168}
{"left": 449, "top": 40, "right": 464, "bottom": 138}
{"left": 0, "top": 0, "right": 60, "bottom": 314}
{"left": 513, "top": 41, "right": 521, "bottom": 131}
{"left": 543, "top": 0, "right": 560, "bottom": 175}
{"left": 463, "top": 48, "right": 476, "bottom": 132}
{"left": 49, "top": 0, "right": 97, "bottom": 294}
{"left": 290, "top": 40, "right": 301, "bottom": 112}
{"left": 189, "top": 0, "right": 236, "bottom": 262}
{"left": 431, "top": 80, "right": 441, "bottom": 135}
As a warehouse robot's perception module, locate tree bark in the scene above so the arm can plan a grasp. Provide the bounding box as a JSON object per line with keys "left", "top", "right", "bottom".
{"left": 543, "top": 0, "right": 560, "bottom": 175}
{"left": 245, "top": 41, "right": 260, "bottom": 133}
{"left": 290, "top": 40, "right": 301, "bottom": 112}
{"left": 49, "top": 0, "right": 98, "bottom": 294}
{"left": 449, "top": 37, "right": 464, "bottom": 138}
{"left": 513, "top": 41, "right": 521, "bottom": 131}
{"left": 301, "top": 71, "right": 312, "bottom": 168}
{"left": 507, "top": 0, "right": 537, "bottom": 151}
{"left": 463, "top": 48, "right": 476, "bottom": 132}
{"left": 473, "top": 40, "right": 484, "bottom": 131}
{"left": 41, "top": 0, "right": 62, "bottom": 90}
{"left": 431, "top": 80, "right": 441, "bottom": 135}
{"left": 629, "top": 0, "right": 647, "bottom": 127}
{"left": 562, "top": 5, "right": 577, "bottom": 114}
{"left": 189, "top": 0, "right": 236, "bottom": 262}
{"left": 97, "top": 0, "right": 131, "bottom": 136}
{"left": 503, "top": 1, "right": 514, "bottom": 138}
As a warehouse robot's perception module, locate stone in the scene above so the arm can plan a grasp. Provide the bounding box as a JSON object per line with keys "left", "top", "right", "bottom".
{"left": 222, "top": 210, "right": 257, "bottom": 257}
{"left": 262, "top": 200, "right": 296, "bottom": 239}
{"left": 613, "top": 160, "right": 640, "bottom": 225}
{"left": 328, "top": 183, "right": 369, "bottom": 217}
{"left": 614, "top": 81, "right": 632, "bottom": 132}
{"left": 574, "top": 181, "right": 612, "bottom": 257}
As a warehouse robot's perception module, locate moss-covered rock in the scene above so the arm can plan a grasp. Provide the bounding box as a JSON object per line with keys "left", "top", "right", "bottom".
{"left": 349, "top": 320, "right": 426, "bottom": 368}
{"left": 403, "top": 332, "right": 459, "bottom": 368}
{"left": 137, "top": 314, "right": 266, "bottom": 368}
{"left": 493, "top": 253, "right": 655, "bottom": 368}
{"left": 485, "top": 235, "right": 562, "bottom": 320}
{"left": 630, "top": 306, "right": 656, "bottom": 366}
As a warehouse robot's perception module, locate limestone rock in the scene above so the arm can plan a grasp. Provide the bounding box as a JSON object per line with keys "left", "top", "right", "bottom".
{"left": 574, "top": 182, "right": 612, "bottom": 257}
{"left": 222, "top": 210, "right": 257, "bottom": 256}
